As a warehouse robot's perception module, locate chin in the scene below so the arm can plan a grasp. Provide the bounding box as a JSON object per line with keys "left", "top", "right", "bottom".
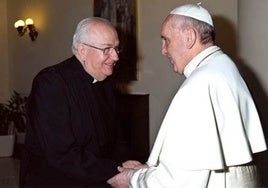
{"left": 98, "top": 77, "right": 107, "bottom": 81}
{"left": 105, "top": 70, "right": 113, "bottom": 77}
{"left": 99, "top": 73, "right": 112, "bottom": 81}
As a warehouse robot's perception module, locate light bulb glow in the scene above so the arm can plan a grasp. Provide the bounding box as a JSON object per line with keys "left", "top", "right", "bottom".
{"left": 25, "top": 18, "right": 34, "bottom": 25}
{"left": 14, "top": 20, "right": 25, "bottom": 28}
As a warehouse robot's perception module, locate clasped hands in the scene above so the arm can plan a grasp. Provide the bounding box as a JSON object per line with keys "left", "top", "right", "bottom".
{"left": 107, "top": 160, "right": 148, "bottom": 188}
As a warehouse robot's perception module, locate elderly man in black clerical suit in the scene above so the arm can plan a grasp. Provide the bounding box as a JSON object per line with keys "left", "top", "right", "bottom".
{"left": 20, "top": 17, "right": 124, "bottom": 188}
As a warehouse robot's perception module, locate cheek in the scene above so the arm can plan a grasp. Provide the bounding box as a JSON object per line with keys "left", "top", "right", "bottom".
{"left": 170, "top": 47, "right": 185, "bottom": 72}
{"left": 100, "top": 57, "right": 114, "bottom": 73}
{"left": 83, "top": 54, "right": 102, "bottom": 73}
{"left": 172, "top": 40, "right": 185, "bottom": 60}
{"left": 90, "top": 54, "right": 105, "bottom": 68}
{"left": 174, "top": 55, "right": 188, "bottom": 74}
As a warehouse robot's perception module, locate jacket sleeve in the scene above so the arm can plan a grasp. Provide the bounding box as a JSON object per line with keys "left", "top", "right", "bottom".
{"left": 128, "top": 164, "right": 210, "bottom": 188}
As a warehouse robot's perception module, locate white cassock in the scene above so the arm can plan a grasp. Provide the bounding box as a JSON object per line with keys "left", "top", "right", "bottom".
{"left": 128, "top": 46, "right": 267, "bottom": 188}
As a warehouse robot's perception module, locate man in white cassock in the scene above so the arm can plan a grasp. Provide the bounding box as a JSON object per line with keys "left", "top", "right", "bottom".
{"left": 107, "top": 3, "right": 267, "bottom": 188}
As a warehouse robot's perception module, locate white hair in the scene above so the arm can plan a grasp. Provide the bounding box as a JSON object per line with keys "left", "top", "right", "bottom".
{"left": 71, "top": 17, "right": 114, "bottom": 54}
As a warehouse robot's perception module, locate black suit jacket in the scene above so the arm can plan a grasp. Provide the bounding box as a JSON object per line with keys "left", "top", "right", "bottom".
{"left": 20, "top": 56, "right": 121, "bottom": 187}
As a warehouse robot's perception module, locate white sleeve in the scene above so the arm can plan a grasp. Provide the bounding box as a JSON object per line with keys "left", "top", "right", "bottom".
{"left": 128, "top": 164, "right": 211, "bottom": 188}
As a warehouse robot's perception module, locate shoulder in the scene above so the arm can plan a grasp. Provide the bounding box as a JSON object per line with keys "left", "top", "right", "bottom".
{"left": 31, "top": 57, "right": 76, "bottom": 93}
{"left": 193, "top": 54, "right": 237, "bottom": 81}
{"left": 34, "top": 56, "right": 75, "bottom": 82}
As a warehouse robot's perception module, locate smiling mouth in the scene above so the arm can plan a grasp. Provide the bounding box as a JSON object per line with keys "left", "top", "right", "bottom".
{"left": 105, "top": 61, "right": 116, "bottom": 66}
{"left": 104, "top": 63, "right": 116, "bottom": 70}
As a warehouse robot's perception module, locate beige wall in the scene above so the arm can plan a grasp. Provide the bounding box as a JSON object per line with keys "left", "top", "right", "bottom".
{"left": 2, "top": 0, "right": 267, "bottom": 148}
{"left": 0, "top": 0, "right": 9, "bottom": 101}
{"left": 238, "top": 0, "right": 268, "bottom": 148}
{"left": 6, "top": 0, "right": 93, "bottom": 95}
{"left": 238, "top": 0, "right": 268, "bottom": 93}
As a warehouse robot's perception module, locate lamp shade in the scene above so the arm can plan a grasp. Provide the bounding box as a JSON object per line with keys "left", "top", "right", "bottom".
{"left": 14, "top": 20, "right": 25, "bottom": 28}
{"left": 25, "top": 18, "right": 34, "bottom": 25}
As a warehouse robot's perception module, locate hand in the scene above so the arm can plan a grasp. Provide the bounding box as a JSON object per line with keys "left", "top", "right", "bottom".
{"left": 122, "top": 160, "right": 148, "bottom": 169}
{"left": 107, "top": 167, "right": 132, "bottom": 188}
{"left": 122, "top": 160, "right": 141, "bottom": 168}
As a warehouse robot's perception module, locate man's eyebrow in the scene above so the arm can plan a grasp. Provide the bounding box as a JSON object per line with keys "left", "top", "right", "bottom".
{"left": 101, "top": 43, "right": 120, "bottom": 47}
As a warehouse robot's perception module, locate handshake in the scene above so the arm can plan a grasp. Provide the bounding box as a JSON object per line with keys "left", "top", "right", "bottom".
{"left": 107, "top": 160, "right": 149, "bottom": 188}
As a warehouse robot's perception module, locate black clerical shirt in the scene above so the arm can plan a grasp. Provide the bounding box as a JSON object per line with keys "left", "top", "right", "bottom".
{"left": 20, "top": 56, "right": 121, "bottom": 187}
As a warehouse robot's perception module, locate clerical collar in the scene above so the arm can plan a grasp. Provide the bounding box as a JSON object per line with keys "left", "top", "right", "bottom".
{"left": 93, "top": 79, "right": 98, "bottom": 83}
{"left": 184, "top": 46, "right": 221, "bottom": 78}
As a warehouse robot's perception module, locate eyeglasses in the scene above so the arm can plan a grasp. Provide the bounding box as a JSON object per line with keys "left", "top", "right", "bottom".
{"left": 81, "top": 43, "right": 121, "bottom": 55}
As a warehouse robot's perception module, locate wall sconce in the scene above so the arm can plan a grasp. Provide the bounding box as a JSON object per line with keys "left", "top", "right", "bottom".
{"left": 14, "top": 18, "right": 38, "bottom": 41}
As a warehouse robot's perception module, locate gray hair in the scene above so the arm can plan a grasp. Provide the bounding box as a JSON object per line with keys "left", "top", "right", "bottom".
{"left": 171, "top": 15, "right": 215, "bottom": 44}
{"left": 71, "top": 17, "right": 114, "bottom": 54}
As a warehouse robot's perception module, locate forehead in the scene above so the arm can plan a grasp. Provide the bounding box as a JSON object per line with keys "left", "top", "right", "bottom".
{"left": 89, "top": 24, "right": 119, "bottom": 45}
{"left": 161, "top": 15, "right": 174, "bottom": 38}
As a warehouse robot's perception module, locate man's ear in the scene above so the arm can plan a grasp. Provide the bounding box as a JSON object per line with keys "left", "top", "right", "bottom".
{"left": 77, "top": 43, "right": 87, "bottom": 60}
{"left": 185, "top": 27, "right": 197, "bottom": 49}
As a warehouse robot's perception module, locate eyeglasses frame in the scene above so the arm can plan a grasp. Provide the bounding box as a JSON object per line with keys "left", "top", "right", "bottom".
{"left": 81, "top": 42, "right": 121, "bottom": 55}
